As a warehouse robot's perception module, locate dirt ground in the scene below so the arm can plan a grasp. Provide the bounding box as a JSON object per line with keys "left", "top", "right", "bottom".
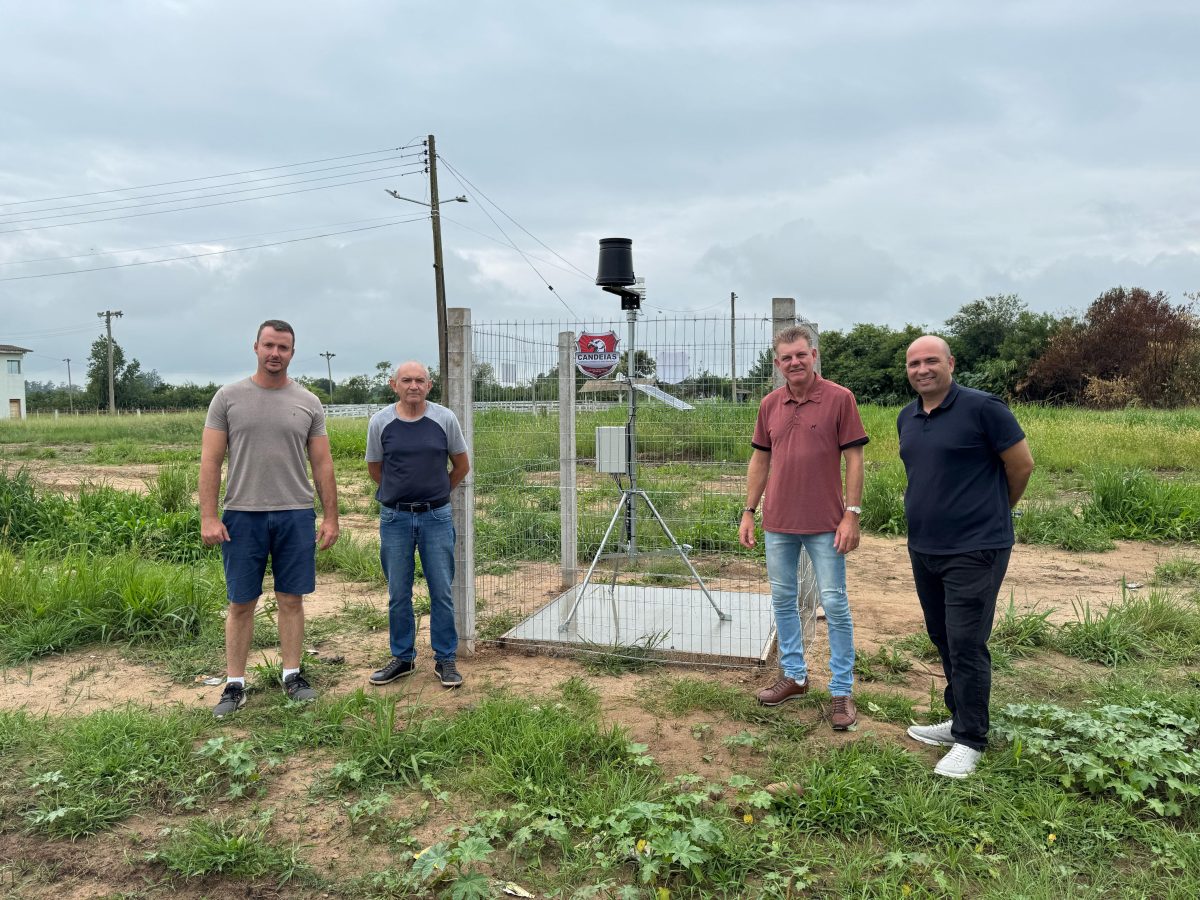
{"left": 0, "top": 462, "right": 1189, "bottom": 898}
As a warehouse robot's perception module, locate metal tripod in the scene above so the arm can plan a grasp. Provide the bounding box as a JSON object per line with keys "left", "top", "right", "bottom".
{"left": 559, "top": 306, "right": 730, "bottom": 635}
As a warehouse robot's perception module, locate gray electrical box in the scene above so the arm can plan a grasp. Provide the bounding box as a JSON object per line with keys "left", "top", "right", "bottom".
{"left": 595, "top": 427, "right": 627, "bottom": 473}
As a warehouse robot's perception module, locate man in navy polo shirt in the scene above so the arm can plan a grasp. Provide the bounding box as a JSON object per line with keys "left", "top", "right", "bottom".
{"left": 366, "top": 361, "right": 470, "bottom": 688}
{"left": 898, "top": 335, "right": 1034, "bottom": 778}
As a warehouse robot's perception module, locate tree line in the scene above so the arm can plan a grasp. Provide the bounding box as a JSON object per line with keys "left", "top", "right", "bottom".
{"left": 23, "top": 285, "right": 1200, "bottom": 412}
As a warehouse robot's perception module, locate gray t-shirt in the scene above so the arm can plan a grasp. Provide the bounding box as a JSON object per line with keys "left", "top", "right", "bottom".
{"left": 205, "top": 377, "right": 327, "bottom": 511}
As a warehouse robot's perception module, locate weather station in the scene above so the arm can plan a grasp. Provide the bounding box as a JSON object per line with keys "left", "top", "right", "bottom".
{"left": 502, "top": 239, "right": 781, "bottom": 665}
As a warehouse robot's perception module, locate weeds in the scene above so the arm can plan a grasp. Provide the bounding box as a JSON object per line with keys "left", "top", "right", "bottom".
{"left": 853, "top": 645, "right": 912, "bottom": 684}
{"left": 149, "top": 813, "right": 308, "bottom": 886}
{"left": 1153, "top": 555, "right": 1200, "bottom": 585}
{"left": 21, "top": 707, "right": 205, "bottom": 838}
{"left": 0, "top": 549, "right": 225, "bottom": 663}
{"left": 995, "top": 700, "right": 1200, "bottom": 816}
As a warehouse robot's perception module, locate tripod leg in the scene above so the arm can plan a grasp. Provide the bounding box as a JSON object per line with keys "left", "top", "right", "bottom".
{"left": 637, "top": 491, "right": 731, "bottom": 621}
{"left": 559, "top": 493, "right": 628, "bottom": 632}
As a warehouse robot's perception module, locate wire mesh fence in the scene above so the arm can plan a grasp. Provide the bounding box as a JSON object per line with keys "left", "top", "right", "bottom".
{"left": 470, "top": 314, "right": 820, "bottom": 670}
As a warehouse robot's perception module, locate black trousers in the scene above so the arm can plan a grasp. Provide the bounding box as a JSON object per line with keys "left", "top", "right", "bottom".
{"left": 908, "top": 547, "right": 1012, "bottom": 751}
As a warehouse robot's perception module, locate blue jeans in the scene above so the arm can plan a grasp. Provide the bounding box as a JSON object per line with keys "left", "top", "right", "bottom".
{"left": 379, "top": 504, "right": 457, "bottom": 662}
{"left": 764, "top": 531, "right": 855, "bottom": 696}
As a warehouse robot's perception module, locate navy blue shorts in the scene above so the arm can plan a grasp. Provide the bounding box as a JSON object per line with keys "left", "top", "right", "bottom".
{"left": 220, "top": 508, "right": 317, "bottom": 604}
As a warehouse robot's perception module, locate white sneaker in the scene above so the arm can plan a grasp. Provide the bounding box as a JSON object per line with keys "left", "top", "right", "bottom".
{"left": 934, "top": 743, "right": 982, "bottom": 779}
{"left": 907, "top": 719, "right": 955, "bottom": 747}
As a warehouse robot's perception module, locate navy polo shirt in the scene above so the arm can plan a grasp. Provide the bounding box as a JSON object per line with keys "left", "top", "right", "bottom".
{"left": 897, "top": 382, "right": 1025, "bottom": 554}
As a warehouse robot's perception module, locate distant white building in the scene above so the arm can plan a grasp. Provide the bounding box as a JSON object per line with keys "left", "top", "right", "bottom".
{"left": 0, "top": 344, "right": 31, "bottom": 420}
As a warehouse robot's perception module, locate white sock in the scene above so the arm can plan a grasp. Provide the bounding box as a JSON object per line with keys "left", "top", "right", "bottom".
{"left": 226, "top": 676, "right": 245, "bottom": 687}
{"left": 281, "top": 667, "right": 300, "bottom": 682}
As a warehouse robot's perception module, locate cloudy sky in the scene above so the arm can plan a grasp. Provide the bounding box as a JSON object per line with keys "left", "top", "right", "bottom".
{"left": 3, "top": 0, "right": 1198, "bottom": 386}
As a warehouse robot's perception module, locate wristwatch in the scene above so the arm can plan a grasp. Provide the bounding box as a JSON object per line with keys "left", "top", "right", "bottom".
{"left": 743, "top": 507, "right": 756, "bottom": 515}
{"left": 845, "top": 506, "right": 862, "bottom": 515}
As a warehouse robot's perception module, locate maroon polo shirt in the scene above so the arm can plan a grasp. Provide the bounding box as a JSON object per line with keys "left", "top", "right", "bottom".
{"left": 751, "top": 375, "right": 869, "bottom": 534}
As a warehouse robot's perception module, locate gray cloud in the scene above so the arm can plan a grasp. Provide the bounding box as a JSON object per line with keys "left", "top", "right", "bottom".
{"left": 3, "top": 1, "right": 1199, "bottom": 386}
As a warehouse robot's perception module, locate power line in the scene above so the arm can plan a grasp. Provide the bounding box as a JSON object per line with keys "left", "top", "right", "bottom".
{"left": 0, "top": 151, "right": 426, "bottom": 222}
{"left": 0, "top": 215, "right": 429, "bottom": 282}
{"left": 440, "top": 214, "right": 593, "bottom": 281}
{"left": 0, "top": 143, "right": 426, "bottom": 210}
{"left": 647, "top": 298, "right": 732, "bottom": 314}
{"left": 2, "top": 323, "right": 103, "bottom": 339}
{"left": 0, "top": 214, "right": 410, "bottom": 267}
{"left": 437, "top": 155, "right": 593, "bottom": 281}
{"left": 0, "top": 160, "right": 426, "bottom": 228}
{"left": 438, "top": 161, "right": 578, "bottom": 317}
{"left": 0, "top": 168, "right": 425, "bottom": 236}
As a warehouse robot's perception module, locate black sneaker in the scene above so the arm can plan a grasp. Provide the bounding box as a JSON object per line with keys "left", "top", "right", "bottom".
{"left": 283, "top": 672, "right": 317, "bottom": 703}
{"left": 213, "top": 681, "right": 246, "bottom": 718}
{"left": 369, "top": 657, "right": 416, "bottom": 685}
{"left": 434, "top": 659, "right": 463, "bottom": 688}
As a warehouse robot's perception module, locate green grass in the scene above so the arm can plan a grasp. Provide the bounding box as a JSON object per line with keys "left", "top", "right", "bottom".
{"left": 316, "top": 531, "right": 386, "bottom": 584}
{"left": 0, "top": 549, "right": 225, "bottom": 664}
{"left": 20, "top": 706, "right": 207, "bottom": 838}
{"left": 0, "top": 468, "right": 211, "bottom": 563}
{"left": 149, "top": 813, "right": 309, "bottom": 885}
{"left": 1153, "top": 555, "right": 1200, "bottom": 585}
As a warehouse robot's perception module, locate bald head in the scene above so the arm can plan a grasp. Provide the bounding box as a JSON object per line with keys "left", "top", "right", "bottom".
{"left": 905, "top": 334, "right": 955, "bottom": 407}
{"left": 906, "top": 335, "right": 953, "bottom": 360}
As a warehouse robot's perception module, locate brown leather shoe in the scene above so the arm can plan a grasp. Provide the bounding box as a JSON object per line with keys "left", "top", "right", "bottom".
{"left": 756, "top": 676, "right": 808, "bottom": 706}
{"left": 830, "top": 695, "right": 858, "bottom": 730}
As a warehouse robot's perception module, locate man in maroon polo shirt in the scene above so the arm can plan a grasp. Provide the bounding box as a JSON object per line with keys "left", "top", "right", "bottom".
{"left": 738, "top": 326, "right": 869, "bottom": 729}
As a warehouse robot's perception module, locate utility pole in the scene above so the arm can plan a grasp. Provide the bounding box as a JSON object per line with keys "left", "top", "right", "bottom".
{"left": 730, "top": 292, "right": 737, "bottom": 403}
{"left": 96, "top": 309, "right": 123, "bottom": 414}
{"left": 320, "top": 351, "right": 336, "bottom": 404}
{"left": 427, "top": 134, "right": 450, "bottom": 390}
{"left": 62, "top": 358, "right": 74, "bottom": 414}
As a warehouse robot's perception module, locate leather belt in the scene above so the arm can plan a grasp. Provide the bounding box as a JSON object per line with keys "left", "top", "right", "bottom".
{"left": 385, "top": 500, "right": 448, "bottom": 513}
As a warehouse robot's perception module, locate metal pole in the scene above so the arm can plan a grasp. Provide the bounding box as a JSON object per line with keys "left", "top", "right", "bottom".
{"left": 428, "top": 134, "right": 450, "bottom": 389}
{"left": 320, "top": 351, "right": 336, "bottom": 403}
{"left": 730, "top": 291, "right": 737, "bottom": 403}
{"left": 625, "top": 307, "right": 638, "bottom": 556}
{"left": 63, "top": 358, "right": 74, "bottom": 414}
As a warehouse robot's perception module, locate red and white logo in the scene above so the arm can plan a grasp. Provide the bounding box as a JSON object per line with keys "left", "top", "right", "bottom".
{"left": 575, "top": 330, "right": 621, "bottom": 379}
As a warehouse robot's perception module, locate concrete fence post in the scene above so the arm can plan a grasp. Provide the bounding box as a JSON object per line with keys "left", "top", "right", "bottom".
{"left": 771, "top": 297, "right": 796, "bottom": 388}
{"left": 447, "top": 307, "right": 476, "bottom": 655}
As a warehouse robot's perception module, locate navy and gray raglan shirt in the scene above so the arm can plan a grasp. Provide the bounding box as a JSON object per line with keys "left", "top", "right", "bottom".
{"left": 365, "top": 401, "right": 468, "bottom": 508}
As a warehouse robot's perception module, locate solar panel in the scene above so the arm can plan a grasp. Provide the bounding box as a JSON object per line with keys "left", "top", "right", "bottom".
{"left": 633, "top": 382, "right": 694, "bottom": 410}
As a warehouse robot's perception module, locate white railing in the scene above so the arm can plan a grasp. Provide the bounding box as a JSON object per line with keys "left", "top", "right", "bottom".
{"left": 323, "top": 400, "right": 619, "bottom": 418}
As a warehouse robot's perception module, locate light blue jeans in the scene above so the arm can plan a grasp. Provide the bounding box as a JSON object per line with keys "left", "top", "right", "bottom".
{"left": 379, "top": 504, "right": 457, "bottom": 662}
{"left": 764, "top": 530, "right": 855, "bottom": 696}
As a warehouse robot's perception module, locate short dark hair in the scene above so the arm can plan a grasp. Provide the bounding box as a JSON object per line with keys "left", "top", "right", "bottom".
{"left": 257, "top": 319, "right": 295, "bottom": 341}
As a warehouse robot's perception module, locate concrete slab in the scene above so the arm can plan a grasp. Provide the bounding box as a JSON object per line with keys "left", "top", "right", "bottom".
{"left": 500, "top": 584, "right": 777, "bottom": 665}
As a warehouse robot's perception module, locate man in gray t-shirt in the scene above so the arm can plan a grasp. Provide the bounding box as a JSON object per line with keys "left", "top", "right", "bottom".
{"left": 200, "top": 319, "right": 340, "bottom": 718}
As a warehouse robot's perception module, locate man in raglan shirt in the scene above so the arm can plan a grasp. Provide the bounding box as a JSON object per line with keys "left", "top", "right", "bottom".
{"left": 365, "top": 361, "right": 470, "bottom": 689}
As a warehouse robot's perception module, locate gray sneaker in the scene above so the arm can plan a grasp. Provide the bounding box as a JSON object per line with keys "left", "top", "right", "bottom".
{"left": 434, "top": 659, "right": 463, "bottom": 688}
{"left": 283, "top": 672, "right": 317, "bottom": 703}
{"left": 213, "top": 682, "right": 246, "bottom": 718}
{"left": 907, "top": 719, "right": 955, "bottom": 747}
{"left": 934, "top": 743, "right": 982, "bottom": 779}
